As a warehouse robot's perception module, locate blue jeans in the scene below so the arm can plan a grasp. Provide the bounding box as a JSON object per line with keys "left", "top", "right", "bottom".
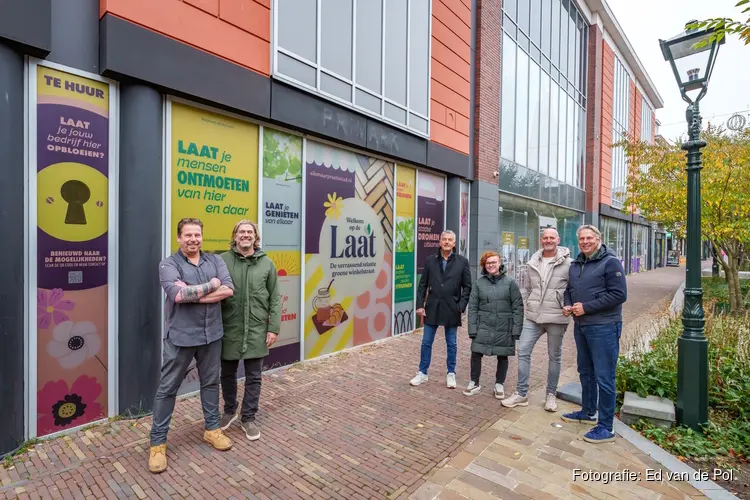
{"left": 419, "top": 324, "right": 457, "bottom": 375}
{"left": 574, "top": 321, "right": 622, "bottom": 432}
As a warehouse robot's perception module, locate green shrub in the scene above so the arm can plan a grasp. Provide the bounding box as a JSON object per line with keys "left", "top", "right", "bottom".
{"left": 616, "top": 278, "right": 750, "bottom": 460}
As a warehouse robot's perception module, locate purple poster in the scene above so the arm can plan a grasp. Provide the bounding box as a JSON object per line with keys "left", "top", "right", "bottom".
{"left": 35, "top": 66, "right": 110, "bottom": 437}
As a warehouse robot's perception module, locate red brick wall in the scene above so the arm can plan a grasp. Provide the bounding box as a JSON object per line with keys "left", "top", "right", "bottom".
{"left": 634, "top": 88, "right": 643, "bottom": 141}
{"left": 101, "top": 0, "right": 270, "bottom": 75}
{"left": 430, "top": 0, "right": 472, "bottom": 155}
{"left": 584, "top": 25, "right": 602, "bottom": 214}
{"left": 628, "top": 80, "right": 636, "bottom": 139}
{"left": 600, "top": 40, "right": 614, "bottom": 206}
{"left": 474, "top": 0, "right": 501, "bottom": 183}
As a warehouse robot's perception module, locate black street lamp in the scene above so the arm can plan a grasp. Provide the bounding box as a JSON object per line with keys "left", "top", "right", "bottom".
{"left": 659, "top": 23, "right": 724, "bottom": 431}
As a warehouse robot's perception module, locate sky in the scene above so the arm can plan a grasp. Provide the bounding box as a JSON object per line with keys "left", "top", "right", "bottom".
{"left": 607, "top": 0, "right": 749, "bottom": 141}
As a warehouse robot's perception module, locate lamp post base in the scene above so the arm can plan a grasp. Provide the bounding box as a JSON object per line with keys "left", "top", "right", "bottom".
{"left": 676, "top": 335, "right": 709, "bottom": 431}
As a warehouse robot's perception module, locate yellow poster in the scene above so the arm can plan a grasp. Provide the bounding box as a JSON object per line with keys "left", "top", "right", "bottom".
{"left": 395, "top": 165, "right": 416, "bottom": 218}
{"left": 170, "top": 102, "right": 259, "bottom": 252}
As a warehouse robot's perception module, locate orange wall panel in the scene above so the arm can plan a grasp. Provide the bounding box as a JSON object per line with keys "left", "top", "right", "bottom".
{"left": 599, "top": 40, "right": 615, "bottom": 206}
{"left": 430, "top": 0, "right": 471, "bottom": 155}
{"left": 101, "top": 0, "right": 270, "bottom": 76}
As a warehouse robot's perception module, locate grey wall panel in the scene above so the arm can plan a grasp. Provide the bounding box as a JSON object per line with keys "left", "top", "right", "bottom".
{"left": 47, "top": 0, "right": 99, "bottom": 72}
{"left": 0, "top": 0, "right": 51, "bottom": 57}
{"left": 100, "top": 15, "right": 271, "bottom": 119}
{"left": 427, "top": 141, "right": 472, "bottom": 179}
{"left": 0, "top": 43, "right": 26, "bottom": 455}
{"left": 117, "top": 84, "right": 163, "bottom": 417}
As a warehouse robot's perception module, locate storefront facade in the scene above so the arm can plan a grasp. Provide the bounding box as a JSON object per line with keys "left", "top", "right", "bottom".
{"left": 0, "top": 0, "right": 487, "bottom": 455}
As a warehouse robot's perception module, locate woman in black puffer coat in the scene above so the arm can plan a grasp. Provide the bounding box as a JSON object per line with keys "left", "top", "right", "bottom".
{"left": 464, "top": 251, "right": 524, "bottom": 399}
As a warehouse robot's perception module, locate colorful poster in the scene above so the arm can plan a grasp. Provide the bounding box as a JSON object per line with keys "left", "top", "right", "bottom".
{"left": 415, "top": 172, "right": 445, "bottom": 328}
{"left": 170, "top": 102, "right": 259, "bottom": 253}
{"left": 459, "top": 181, "right": 470, "bottom": 258}
{"left": 394, "top": 165, "right": 416, "bottom": 335}
{"left": 501, "top": 231, "right": 515, "bottom": 278}
{"left": 170, "top": 103, "right": 259, "bottom": 394}
{"left": 262, "top": 129, "right": 303, "bottom": 369}
{"left": 35, "top": 66, "right": 110, "bottom": 436}
{"left": 303, "top": 141, "right": 393, "bottom": 360}
{"left": 517, "top": 237, "right": 530, "bottom": 286}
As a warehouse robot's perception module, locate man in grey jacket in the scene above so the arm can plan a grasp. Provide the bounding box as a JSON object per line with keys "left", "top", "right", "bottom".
{"left": 502, "top": 227, "right": 571, "bottom": 412}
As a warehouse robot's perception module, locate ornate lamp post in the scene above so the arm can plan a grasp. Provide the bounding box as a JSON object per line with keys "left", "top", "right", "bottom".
{"left": 659, "top": 23, "right": 724, "bottom": 431}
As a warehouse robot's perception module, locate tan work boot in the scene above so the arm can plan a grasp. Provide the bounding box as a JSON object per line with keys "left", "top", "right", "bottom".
{"left": 148, "top": 444, "right": 167, "bottom": 473}
{"left": 204, "top": 429, "right": 232, "bottom": 451}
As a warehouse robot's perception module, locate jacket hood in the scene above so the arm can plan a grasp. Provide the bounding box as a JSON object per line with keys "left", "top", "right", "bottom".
{"left": 528, "top": 245, "right": 570, "bottom": 267}
{"left": 574, "top": 243, "right": 615, "bottom": 264}
{"left": 230, "top": 244, "right": 266, "bottom": 260}
{"left": 481, "top": 267, "right": 506, "bottom": 282}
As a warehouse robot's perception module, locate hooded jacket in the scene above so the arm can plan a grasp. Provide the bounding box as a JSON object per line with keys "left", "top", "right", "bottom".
{"left": 522, "top": 246, "right": 572, "bottom": 325}
{"left": 467, "top": 267, "right": 524, "bottom": 356}
{"left": 220, "top": 246, "right": 281, "bottom": 360}
{"left": 564, "top": 244, "right": 627, "bottom": 326}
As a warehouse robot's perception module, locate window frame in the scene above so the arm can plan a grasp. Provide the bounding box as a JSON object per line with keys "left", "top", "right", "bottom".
{"left": 272, "top": 0, "right": 432, "bottom": 137}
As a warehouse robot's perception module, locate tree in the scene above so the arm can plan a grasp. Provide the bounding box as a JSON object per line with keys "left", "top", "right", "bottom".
{"left": 621, "top": 126, "right": 750, "bottom": 312}
{"left": 688, "top": 0, "right": 750, "bottom": 46}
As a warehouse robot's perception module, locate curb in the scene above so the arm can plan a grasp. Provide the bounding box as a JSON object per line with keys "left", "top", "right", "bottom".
{"left": 614, "top": 418, "right": 739, "bottom": 500}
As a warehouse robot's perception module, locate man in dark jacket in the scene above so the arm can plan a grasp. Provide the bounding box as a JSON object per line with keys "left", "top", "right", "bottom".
{"left": 411, "top": 230, "right": 472, "bottom": 388}
{"left": 562, "top": 225, "right": 627, "bottom": 444}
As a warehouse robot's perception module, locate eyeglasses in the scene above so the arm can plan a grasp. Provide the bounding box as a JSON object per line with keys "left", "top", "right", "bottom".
{"left": 486, "top": 261, "right": 500, "bottom": 266}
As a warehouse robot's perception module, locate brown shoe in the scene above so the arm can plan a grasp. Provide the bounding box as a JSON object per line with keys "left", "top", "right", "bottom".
{"left": 203, "top": 429, "right": 232, "bottom": 451}
{"left": 148, "top": 444, "right": 167, "bottom": 473}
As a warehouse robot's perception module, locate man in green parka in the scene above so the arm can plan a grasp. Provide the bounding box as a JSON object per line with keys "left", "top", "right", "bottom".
{"left": 219, "top": 220, "right": 281, "bottom": 441}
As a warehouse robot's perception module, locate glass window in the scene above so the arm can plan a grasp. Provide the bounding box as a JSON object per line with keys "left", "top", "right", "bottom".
{"left": 557, "top": 91, "right": 566, "bottom": 181}
{"left": 356, "top": 0, "right": 382, "bottom": 93}
{"left": 566, "top": 95, "right": 575, "bottom": 185}
{"left": 321, "top": 0, "right": 353, "bottom": 78}
{"left": 574, "top": 20, "right": 581, "bottom": 93}
{"left": 539, "top": 72, "right": 550, "bottom": 177}
{"left": 384, "top": 0, "right": 408, "bottom": 106}
{"left": 611, "top": 56, "right": 630, "bottom": 208}
{"left": 275, "top": 0, "right": 430, "bottom": 135}
{"left": 541, "top": 0, "right": 551, "bottom": 58}
{"left": 518, "top": 0, "right": 530, "bottom": 35}
{"left": 278, "top": 0, "right": 317, "bottom": 62}
{"left": 501, "top": 35, "right": 517, "bottom": 160}
{"left": 528, "top": 62, "right": 541, "bottom": 172}
{"left": 515, "top": 49, "right": 529, "bottom": 166}
{"left": 530, "top": 0, "right": 542, "bottom": 48}
{"left": 577, "top": 103, "right": 585, "bottom": 189}
{"left": 549, "top": 83, "right": 558, "bottom": 180}
{"left": 505, "top": 0, "right": 517, "bottom": 22}
{"left": 559, "top": 0, "right": 568, "bottom": 77}
{"left": 568, "top": 11, "right": 576, "bottom": 83}
{"left": 580, "top": 21, "right": 588, "bottom": 94}
{"left": 409, "top": 0, "right": 430, "bottom": 116}
{"left": 551, "top": 0, "right": 560, "bottom": 67}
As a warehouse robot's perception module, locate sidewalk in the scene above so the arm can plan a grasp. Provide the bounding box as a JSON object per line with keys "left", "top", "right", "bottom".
{"left": 1, "top": 265, "right": 688, "bottom": 500}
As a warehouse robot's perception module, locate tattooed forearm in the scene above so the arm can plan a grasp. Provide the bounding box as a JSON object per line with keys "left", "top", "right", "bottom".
{"left": 175, "top": 280, "right": 219, "bottom": 303}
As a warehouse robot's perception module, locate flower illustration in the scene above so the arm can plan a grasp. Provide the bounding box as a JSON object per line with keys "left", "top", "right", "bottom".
{"left": 323, "top": 192, "right": 344, "bottom": 220}
{"left": 37, "top": 288, "right": 76, "bottom": 330}
{"left": 47, "top": 321, "right": 102, "bottom": 369}
{"left": 37, "top": 375, "right": 103, "bottom": 436}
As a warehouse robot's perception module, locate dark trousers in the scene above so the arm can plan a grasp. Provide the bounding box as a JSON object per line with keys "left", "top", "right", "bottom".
{"left": 220, "top": 357, "right": 263, "bottom": 423}
{"left": 470, "top": 352, "right": 509, "bottom": 385}
{"left": 574, "top": 322, "right": 622, "bottom": 432}
{"left": 150, "top": 338, "right": 222, "bottom": 446}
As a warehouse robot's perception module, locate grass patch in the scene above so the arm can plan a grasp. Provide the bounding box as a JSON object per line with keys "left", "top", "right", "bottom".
{"left": 1, "top": 438, "right": 40, "bottom": 469}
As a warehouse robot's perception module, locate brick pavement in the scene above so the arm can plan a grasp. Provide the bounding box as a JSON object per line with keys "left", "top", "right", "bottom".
{"left": 0, "top": 265, "right": 687, "bottom": 500}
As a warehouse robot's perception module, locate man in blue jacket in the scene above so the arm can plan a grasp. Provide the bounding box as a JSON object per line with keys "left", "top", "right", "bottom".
{"left": 562, "top": 224, "right": 627, "bottom": 443}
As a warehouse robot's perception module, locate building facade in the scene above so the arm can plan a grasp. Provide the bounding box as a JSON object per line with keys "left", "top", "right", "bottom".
{"left": 0, "top": 0, "right": 489, "bottom": 455}
{"left": 0, "top": 0, "right": 663, "bottom": 455}
{"left": 484, "top": 0, "right": 664, "bottom": 284}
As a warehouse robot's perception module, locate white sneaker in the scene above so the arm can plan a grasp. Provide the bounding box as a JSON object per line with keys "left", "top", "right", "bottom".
{"left": 410, "top": 372, "right": 429, "bottom": 386}
{"left": 494, "top": 384, "right": 505, "bottom": 399}
{"left": 446, "top": 373, "right": 457, "bottom": 389}
{"left": 463, "top": 381, "right": 481, "bottom": 396}
{"left": 501, "top": 392, "right": 529, "bottom": 408}
{"left": 545, "top": 393, "right": 558, "bottom": 412}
